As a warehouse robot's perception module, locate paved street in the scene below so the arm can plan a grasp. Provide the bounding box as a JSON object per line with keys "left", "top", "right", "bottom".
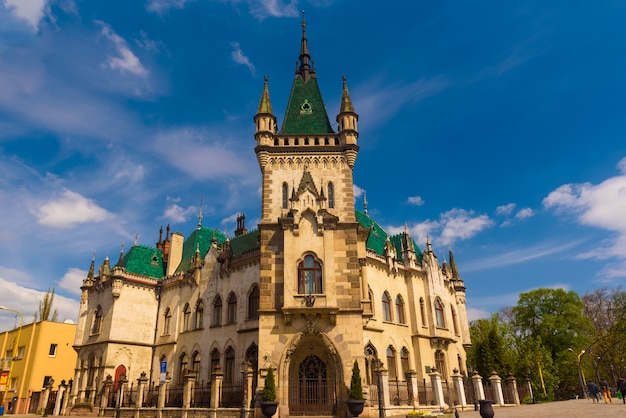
{"left": 456, "top": 398, "right": 626, "bottom": 417}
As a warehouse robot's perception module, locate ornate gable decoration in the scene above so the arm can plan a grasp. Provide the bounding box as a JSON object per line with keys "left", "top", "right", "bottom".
{"left": 297, "top": 168, "right": 319, "bottom": 198}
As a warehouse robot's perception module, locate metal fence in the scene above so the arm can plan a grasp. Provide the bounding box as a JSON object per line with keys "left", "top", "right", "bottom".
{"left": 191, "top": 380, "right": 212, "bottom": 408}
{"left": 220, "top": 380, "right": 243, "bottom": 408}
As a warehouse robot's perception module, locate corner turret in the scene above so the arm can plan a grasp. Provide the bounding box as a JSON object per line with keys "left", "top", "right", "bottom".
{"left": 254, "top": 76, "right": 277, "bottom": 148}
{"left": 337, "top": 75, "right": 359, "bottom": 146}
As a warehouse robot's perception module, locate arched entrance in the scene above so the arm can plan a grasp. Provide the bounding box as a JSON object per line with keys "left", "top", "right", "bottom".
{"left": 286, "top": 335, "right": 338, "bottom": 416}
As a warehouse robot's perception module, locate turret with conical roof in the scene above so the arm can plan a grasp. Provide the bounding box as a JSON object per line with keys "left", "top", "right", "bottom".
{"left": 337, "top": 75, "right": 359, "bottom": 146}
{"left": 254, "top": 76, "right": 277, "bottom": 148}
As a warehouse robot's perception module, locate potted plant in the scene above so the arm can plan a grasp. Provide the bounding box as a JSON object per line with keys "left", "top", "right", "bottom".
{"left": 346, "top": 360, "right": 365, "bottom": 417}
{"left": 260, "top": 367, "right": 278, "bottom": 418}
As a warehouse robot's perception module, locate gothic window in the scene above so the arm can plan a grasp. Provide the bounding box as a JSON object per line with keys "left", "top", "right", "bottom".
{"left": 382, "top": 292, "right": 392, "bottom": 322}
{"left": 248, "top": 285, "right": 259, "bottom": 319}
{"left": 213, "top": 296, "right": 222, "bottom": 326}
{"left": 419, "top": 298, "right": 426, "bottom": 327}
{"left": 163, "top": 307, "right": 171, "bottom": 335}
{"left": 210, "top": 349, "right": 220, "bottom": 374}
{"left": 91, "top": 305, "right": 102, "bottom": 335}
{"left": 386, "top": 346, "right": 397, "bottom": 381}
{"left": 451, "top": 306, "right": 459, "bottom": 335}
{"left": 298, "top": 254, "right": 322, "bottom": 294}
{"left": 179, "top": 353, "right": 188, "bottom": 384}
{"left": 183, "top": 303, "right": 191, "bottom": 331}
{"left": 192, "top": 351, "right": 201, "bottom": 373}
{"left": 227, "top": 292, "right": 237, "bottom": 324}
{"left": 225, "top": 347, "right": 236, "bottom": 382}
{"left": 435, "top": 350, "right": 447, "bottom": 378}
{"left": 282, "top": 182, "right": 288, "bottom": 209}
{"left": 366, "top": 288, "right": 374, "bottom": 316}
{"left": 434, "top": 299, "right": 445, "bottom": 328}
{"left": 400, "top": 348, "right": 410, "bottom": 378}
{"left": 87, "top": 354, "right": 96, "bottom": 388}
{"left": 364, "top": 344, "right": 378, "bottom": 385}
{"left": 328, "top": 182, "right": 334, "bottom": 208}
{"left": 396, "top": 295, "right": 406, "bottom": 324}
{"left": 195, "top": 300, "right": 204, "bottom": 330}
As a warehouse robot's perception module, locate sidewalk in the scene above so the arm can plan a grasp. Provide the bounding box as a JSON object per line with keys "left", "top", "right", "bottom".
{"left": 455, "top": 398, "right": 626, "bottom": 417}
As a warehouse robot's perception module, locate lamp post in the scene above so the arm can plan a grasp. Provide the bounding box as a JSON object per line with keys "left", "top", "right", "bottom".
{"left": 374, "top": 358, "right": 384, "bottom": 418}
{"left": 568, "top": 348, "right": 587, "bottom": 399}
{"left": 0, "top": 306, "right": 24, "bottom": 412}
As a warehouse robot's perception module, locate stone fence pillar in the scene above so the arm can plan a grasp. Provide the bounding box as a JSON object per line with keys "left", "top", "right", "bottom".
{"left": 451, "top": 369, "right": 467, "bottom": 407}
{"left": 379, "top": 366, "right": 389, "bottom": 415}
{"left": 429, "top": 368, "right": 445, "bottom": 408}
{"left": 53, "top": 380, "right": 66, "bottom": 415}
{"left": 405, "top": 370, "right": 418, "bottom": 407}
{"left": 158, "top": 375, "right": 171, "bottom": 409}
{"left": 523, "top": 375, "right": 534, "bottom": 403}
{"left": 505, "top": 373, "right": 520, "bottom": 405}
{"left": 211, "top": 365, "right": 224, "bottom": 410}
{"left": 471, "top": 371, "right": 485, "bottom": 401}
{"left": 136, "top": 372, "right": 149, "bottom": 409}
{"left": 101, "top": 375, "right": 113, "bottom": 413}
{"left": 488, "top": 372, "right": 504, "bottom": 406}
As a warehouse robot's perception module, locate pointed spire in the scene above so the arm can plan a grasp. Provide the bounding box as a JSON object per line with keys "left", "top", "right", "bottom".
{"left": 297, "top": 10, "right": 314, "bottom": 82}
{"left": 165, "top": 224, "right": 170, "bottom": 241}
{"left": 134, "top": 234, "right": 138, "bottom": 246}
{"left": 88, "top": 251, "right": 95, "bottom": 279}
{"left": 117, "top": 242, "right": 125, "bottom": 268}
{"left": 449, "top": 247, "right": 460, "bottom": 279}
{"left": 257, "top": 75, "right": 274, "bottom": 115}
{"left": 198, "top": 197, "right": 203, "bottom": 229}
{"left": 102, "top": 254, "right": 111, "bottom": 276}
{"left": 340, "top": 75, "right": 355, "bottom": 113}
{"left": 426, "top": 235, "right": 433, "bottom": 252}
{"left": 363, "top": 191, "right": 368, "bottom": 215}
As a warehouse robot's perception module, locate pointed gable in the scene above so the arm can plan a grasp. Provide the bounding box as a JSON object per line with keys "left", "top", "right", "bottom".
{"left": 175, "top": 227, "right": 228, "bottom": 273}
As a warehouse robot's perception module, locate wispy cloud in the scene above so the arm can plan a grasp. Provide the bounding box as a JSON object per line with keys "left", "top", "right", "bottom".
{"left": 163, "top": 204, "right": 198, "bottom": 224}
{"left": 496, "top": 203, "right": 515, "bottom": 216}
{"left": 543, "top": 157, "right": 626, "bottom": 260}
{"left": 249, "top": 0, "right": 298, "bottom": 19}
{"left": 407, "top": 196, "right": 424, "bottom": 206}
{"left": 97, "top": 20, "right": 148, "bottom": 77}
{"left": 4, "top": 0, "right": 48, "bottom": 31}
{"left": 32, "top": 189, "right": 115, "bottom": 228}
{"left": 58, "top": 267, "right": 86, "bottom": 296}
{"left": 145, "top": 0, "right": 192, "bottom": 15}
{"left": 230, "top": 42, "right": 256, "bottom": 75}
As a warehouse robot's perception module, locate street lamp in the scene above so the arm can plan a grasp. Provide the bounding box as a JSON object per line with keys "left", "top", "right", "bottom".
{"left": 0, "top": 306, "right": 24, "bottom": 411}
{"left": 568, "top": 348, "right": 587, "bottom": 399}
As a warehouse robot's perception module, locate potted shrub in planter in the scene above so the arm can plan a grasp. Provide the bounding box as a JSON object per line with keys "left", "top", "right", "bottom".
{"left": 260, "top": 367, "right": 279, "bottom": 418}
{"left": 346, "top": 360, "right": 365, "bottom": 417}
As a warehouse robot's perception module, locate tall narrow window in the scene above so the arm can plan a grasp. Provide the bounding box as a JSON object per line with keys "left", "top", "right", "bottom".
{"left": 327, "top": 182, "right": 334, "bottom": 208}
{"left": 213, "top": 295, "right": 222, "bottom": 326}
{"left": 248, "top": 285, "right": 259, "bottom": 319}
{"left": 225, "top": 347, "right": 235, "bottom": 382}
{"left": 92, "top": 305, "right": 102, "bottom": 335}
{"left": 192, "top": 351, "right": 201, "bottom": 373}
{"left": 395, "top": 295, "right": 405, "bottom": 324}
{"left": 400, "top": 348, "right": 410, "bottom": 379}
{"left": 183, "top": 303, "right": 191, "bottom": 331}
{"left": 227, "top": 292, "right": 237, "bottom": 323}
{"left": 298, "top": 254, "right": 322, "bottom": 294}
{"left": 366, "top": 288, "right": 374, "bottom": 315}
{"left": 210, "top": 349, "right": 220, "bottom": 374}
{"left": 386, "top": 347, "right": 397, "bottom": 381}
{"left": 435, "top": 350, "right": 447, "bottom": 378}
{"left": 435, "top": 299, "right": 445, "bottom": 328}
{"left": 163, "top": 307, "right": 171, "bottom": 335}
{"left": 451, "top": 307, "right": 459, "bottom": 335}
{"left": 179, "top": 353, "right": 188, "bottom": 384}
{"left": 195, "top": 300, "right": 204, "bottom": 330}
{"left": 382, "top": 292, "right": 392, "bottom": 322}
{"left": 49, "top": 344, "right": 57, "bottom": 357}
{"left": 419, "top": 298, "right": 426, "bottom": 327}
{"left": 282, "top": 183, "right": 289, "bottom": 209}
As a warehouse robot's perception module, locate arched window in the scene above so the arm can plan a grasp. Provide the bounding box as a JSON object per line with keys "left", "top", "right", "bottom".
{"left": 364, "top": 344, "right": 378, "bottom": 385}
{"left": 366, "top": 288, "right": 374, "bottom": 315}
{"left": 183, "top": 303, "right": 191, "bottom": 331}
{"left": 213, "top": 296, "right": 222, "bottom": 326}
{"left": 92, "top": 305, "right": 102, "bottom": 335}
{"left": 195, "top": 300, "right": 204, "bottom": 330}
{"left": 419, "top": 298, "right": 426, "bottom": 327}
{"left": 282, "top": 182, "right": 288, "bottom": 209}
{"left": 163, "top": 307, "right": 171, "bottom": 335}
{"left": 451, "top": 307, "right": 459, "bottom": 335}
{"left": 227, "top": 292, "right": 237, "bottom": 324}
{"left": 400, "top": 348, "right": 410, "bottom": 379}
{"left": 225, "top": 347, "right": 235, "bottom": 382}
{"left": 382, "top": 292, "right": 392, "bottom": 322}
{"left": 435, "top": 350, "right": 447, "bottom": 378}
{"left": 179, "top": 353, "right": 188, "bottom": 383}
{"left": 328, "top": 182, "right": 334, "bottom": 208}
{"left": 396, "top": 295, "right": 405, "bottom": 324}
{"left": 87, "top": 354, "right": 97, "bottom": 388}
{"left": 192, "top": 351, "right": 201, "bottom": 373}
{"left": 386, "top": 346, "right": 397, "bottom": 381}
{"left": 210, "top": 349, "right": 220, "bottom": 374}
{"left": 248, "top": 285, "right": 259, "bottom": 319}
{"left": 434, "top": 299, "right": 445, "bottom": 328}
{"left": 298, "top": 254, "right": 322, "bottom": 294}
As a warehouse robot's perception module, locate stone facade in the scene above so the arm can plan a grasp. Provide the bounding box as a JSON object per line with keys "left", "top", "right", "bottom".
{"left": 71, "top": 19, "right": 471, "bottom": 418}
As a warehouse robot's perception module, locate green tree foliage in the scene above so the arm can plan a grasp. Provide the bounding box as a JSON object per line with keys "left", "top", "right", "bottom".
{"left": 349, "top": 360, "right": 364, "bottom": 400}
{"left": 262, "top": 366, "right": 277, "bottom": 401}
{"left": 34, "top": 287, "right": 59, "bottom": 323}
{"left": 467, "top": 314, "right": 513, "bottom": 379}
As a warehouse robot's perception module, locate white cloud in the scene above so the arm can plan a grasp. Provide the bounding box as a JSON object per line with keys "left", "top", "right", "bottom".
{"left": 439, "top": 208, "right": 494, "bottom": 244}
{"left": 97, "top": 21, "right": 148, "bottom": 77}
{"left": 249, "top": 0, "right": 298, "bottom": 19}
{"left": 353, "top": 185, "right": 364, "bottom": 199}
{"left": 58, "top": 267, "right": 86, "bottom": 296}
{"left": 33, "top": 189, "right": 115, "bottom": 228}
{"left": 4, "top": 0, "right": 47, "bottom": 31}
{"left": 145, "top": 0, "right": 191, "bottom": 15}
{"left": 495, "top": 203, "right": 515, "bottom": 216}
{"left": 231, "top": 42, "right": 256, "bottom": 75}
{"left": 407, "top": 196, "right": 424, "bottom": 206}
{"left": 543, "top": 158, "right": 626, "bottom": 259}
{"left": 163, "top": 204, "right": 197, "bottom": 223}
{"left": 515, "top": 207, "right": 535, "bottom": 220}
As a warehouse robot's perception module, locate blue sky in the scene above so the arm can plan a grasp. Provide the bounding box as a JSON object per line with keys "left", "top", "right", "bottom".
{"left": 1, "top": 0, "right": 626, "bottom": 330}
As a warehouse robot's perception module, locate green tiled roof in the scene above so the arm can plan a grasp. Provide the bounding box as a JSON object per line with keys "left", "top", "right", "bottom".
{"left": 229, "top": 229, "right": 260, "bottom": 258}
{"left": 279, "top": 77, "right": 334, "bottom": 135}
{"left": 355, "top": 210, "right": 423, "bottom": 262}
{"left": 123, "top": 245, "right": 165, "bottom": 278}
{"left": 175, "top": 227, "right": 228, "bottom": 273}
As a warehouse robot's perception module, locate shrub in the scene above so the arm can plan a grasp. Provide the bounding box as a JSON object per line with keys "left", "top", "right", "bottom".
{"left": 349, "top": 360, "right": 364, "bottom": 400}
{"left": 262, "top": 367, "right": 277, "bottom": 402}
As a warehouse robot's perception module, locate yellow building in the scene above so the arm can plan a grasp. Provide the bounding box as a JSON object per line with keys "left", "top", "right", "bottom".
{"left": 0, "top": 320, "right": 77, "bottom": 414}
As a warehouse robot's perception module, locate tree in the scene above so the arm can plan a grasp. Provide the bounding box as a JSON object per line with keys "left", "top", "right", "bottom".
{"left": 34, "top": 287, "right": 59, "bottom": 323}
{"left": 349, "top": 360, "right": 364, "bottom": 400}
{"left": 467, "top": 314, "right": 513, "bottom": 379}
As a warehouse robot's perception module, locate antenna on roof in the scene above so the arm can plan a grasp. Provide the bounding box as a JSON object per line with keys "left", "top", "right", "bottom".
{"left": 363, "top": 191, "right": 368, "bottom": 215}
{"left": 198, "top": 196, "right": 204, "bottom": 229}
{"left": 134, "top": 234, "right": 138, "bottom": 246}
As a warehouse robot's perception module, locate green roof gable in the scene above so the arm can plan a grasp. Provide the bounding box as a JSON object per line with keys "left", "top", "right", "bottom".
{"left": 279, "top": 77, "right": 334, "bottom": 135}
{"left": 123, "top": 245, "right": 165, "bottom": 278}
{"left": 389, "top": 233, "right": 424, "bottom": 263}
{"left": 355, "top": 210, "right": 423, "bottom": 262}
{"left": 229, "top": 229, "right": 260, "bottom": 258}
{"left": 175, "top": 227, "right": 228, "bottom": 273}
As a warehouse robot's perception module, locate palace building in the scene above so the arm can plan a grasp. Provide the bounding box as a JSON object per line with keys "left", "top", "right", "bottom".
{"left": 71, "top": 18, "right": 471, "bottom": 417}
